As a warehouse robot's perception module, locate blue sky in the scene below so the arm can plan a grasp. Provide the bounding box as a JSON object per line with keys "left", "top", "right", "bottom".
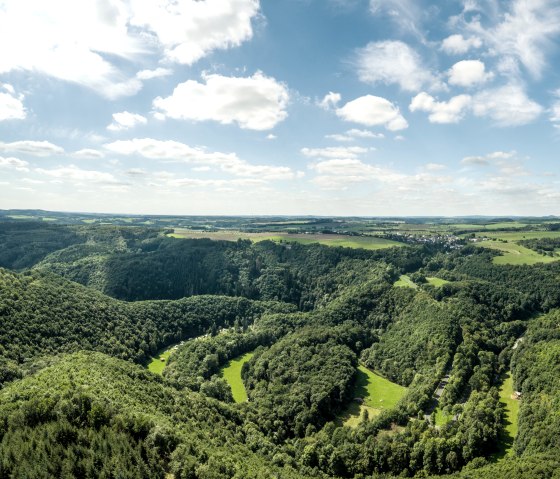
{"left": 0, "top": 0, "right": 559, "bottom": 216}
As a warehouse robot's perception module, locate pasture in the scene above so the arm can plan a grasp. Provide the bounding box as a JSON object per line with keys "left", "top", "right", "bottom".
{"left": 496, "top": 372, "right": 520, "bottom": 458}
{"left": 340, "top": 366, "right": 407, "bottom": 427}
{"left": 476, "top": 240, "right": 558, "bottom": 265}
{"left": 221, "top": 352, "right": 254, "bottom": 403}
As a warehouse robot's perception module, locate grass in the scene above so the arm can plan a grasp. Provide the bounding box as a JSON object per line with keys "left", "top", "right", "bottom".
{"left": 476, "top": 240, "right": 559, "bottom": 265}
{"left": 147, "top": 345, "right": 177, "bottom": 375}
{"left": 477, "top": 231, "right": 560, "bottom": 241}
{"left": 340, "top": 366, "right": 407, "bottom": 427}
{"left": 221, "top": 352, "right": 254, "bottom": 403}
{"left": 394, "top": 275, "right": 418, "bottom": 289}
{"left": 494, "top": 372, "right": 520, "bottom": 460}
{"left": 170, "top": 229, "right": 404, "bottom": 251}
{"left": 426, "top": 277, "right": 450, "bottom": 287}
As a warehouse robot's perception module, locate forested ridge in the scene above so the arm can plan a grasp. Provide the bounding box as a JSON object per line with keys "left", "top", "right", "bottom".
{"left": 1, "top": 221, "right": 559, "bottom": 478}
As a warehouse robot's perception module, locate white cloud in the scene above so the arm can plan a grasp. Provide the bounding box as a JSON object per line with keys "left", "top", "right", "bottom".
{"left": 464, "top": 0, "right": 560, "bottom": 79}
{"left": 551, "top": 92, "right": 560, "bottom": 126}
{"left": 36, "top": 165, "right": 118, "bottom": 184}
{"left": 354, "top": 41, "right": 439, "bottom": 92}
{"left": 448, "top": 60, "right": 493, "bottom": 87}
{"left": 0, "top": 140, "right": 64, "bottom": 157}
{"left": 301, "top": 146, "right": 369, "bottom": 160}
{"left": 104, "top": 138, "right": 296, "bottom": 180}
{"left": 136, "top": 68, "right": 173, "bottom": 80}
{"left": 425, "top": 163, "right": 446, "bottom": 171}
{"left": 337, "top": 95, "right": 408, "bottom": 130}
{"left": 0, "top": 0, "right": 260, "bottom": 98}
{"left": 0, "top": 85, "right": 26, "bottom": 121}
{"left": 326, "top": 129, "right": 385, "bottom": 142}
{"left": 72, "top": 149, "right": 105, "bottom": 159}
{"left": 153, "top": 72, "right": 289, "bottom": 131}
{"left": 472, "top": 84, "right": 543, "bottom": 126}
{"left": 369, "top": 0, "right": 424, "bottom": 38}
{"left": 441, "top": 34, "right": 482, "bottom": 55}
{"left": 0, "top": 156, "right": 29, "bottom": 172}
{"left": 129, "top": 0, "right": 259, "bottom": 65}
{"left": 410, "top": 92, "right": 472, "bottom": 123}
{"left": 461, "top": 151, "right": 516, "bottom": 166}
{"left": 318, "top": 92, "right": 341, "bottom": 110}
{"left": 107, "top": 111, "right": 148, "bottom": 132}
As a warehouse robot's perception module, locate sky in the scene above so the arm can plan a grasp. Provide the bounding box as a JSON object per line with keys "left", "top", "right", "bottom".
{"left": 0, "top": 0, "right": 559, "bottom": 216}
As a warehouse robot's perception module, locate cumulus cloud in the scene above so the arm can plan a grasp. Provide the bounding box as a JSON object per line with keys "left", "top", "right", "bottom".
{"left": 0, "top": 140, "right": 64, "bottom": 157}
{"left": 301, "top": 146, "right": 369, "bottom": 160}
{"left": 0, "top": 85, "right": 26, "bottom": 121}
{"left": 410, "top": 92, "right": 472, "bottom": 123}
{"left": 0, "top": 156, "right": 29, "bottom": 172}
{"left": 318, "top": 92, "right": 342, "bottom": 110}
{"left": 129, "top": 0, "right": 259, "bottom": 65}
{"left": 448, "top": 60, "right": 493, "bottom": 87}
{"left": 354, "top": 41, "right": 440, "bottom": 92}
{"left": 441, "top": 34, "right": 482, "bottom": 54}
{"left": 326, "top": 129, "right": 385, "bottom": 142}
{"left": 411, "top": 85, "right": 542, "bottom": 126}
{"left": 71, "top": 149, "right": 106, "bottom": 159}
{"left": 472, "top": 84, "right": 543, "bottom": 126}
{"left": 104, "top": 138, "right": 296, "bottom": 180}
{"left": 336, "top": 95, "right": 408, "bottom": 130}
{"left": 153, "top": 72, "right": 289, "bottom": 131}
{"left": 0, "top": 0, "right": 260, "bottom": 98}
{"left": 136, "top": 68, "right": 173, "bottom": 80}
{"left": 107, "top": 111, "right": 148, "bottom": 132}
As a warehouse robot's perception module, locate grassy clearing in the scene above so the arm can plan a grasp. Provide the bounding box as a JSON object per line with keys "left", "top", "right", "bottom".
{"left": 340, "top": 366, "right": 407, "bottom": 427}
{"left": 476, "top": 240, "right": 558, "bottom": 265}
{"left": 477, "top": 231, "right": 560, "bottom": 241}
{"left": 147, "top": 345, "right": 177, "bottom": 375}
{"left": 494, "top": 372, "right": 519, "bottom": 459}
{"left": 426, "top": 277, "right": 450, "bottom": 287}
{"left": 221, "top": 352, "right": 254, "bottom": 403}
{"left": 394, "top": 275, "right": 418, "bottom": 289}
{"left": 170, "top": 229, "right": 404, "bottom": 250}
{"left": 433, "top": 407, "right": 453, "bottom": 426}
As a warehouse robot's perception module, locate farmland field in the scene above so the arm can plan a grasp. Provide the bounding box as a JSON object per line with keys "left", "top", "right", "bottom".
{"left": 221, "top": 352, "right": 254, "bottom": 403}
{"left": 170, "top": 229, "right": 404, "bottom": 250}
{"left": 340, "top": 366, "right": 407, "bottom": 427}
{"left": 476, "top": 240, "right": 558, "bottom": 265}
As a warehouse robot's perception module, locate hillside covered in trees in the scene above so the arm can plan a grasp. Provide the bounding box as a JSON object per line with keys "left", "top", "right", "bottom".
{"left": 1, "top": 220, "right": 560, "bottom": 478}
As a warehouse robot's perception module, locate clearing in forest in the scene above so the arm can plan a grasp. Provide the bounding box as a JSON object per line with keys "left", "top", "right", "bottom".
{"left": 147, "top": 344, "right": 177, "bottom": 375}
{"left": 221, "top": 352, "right": 254, "bottom": 403}
{"left": 340, "top": 365, "right": 407, "bottom": 427}
{"left": 394, "top": 275, "right": 418, "bottom": 289}
{"left": 426, "top": 277, "right": 449, "bottom": 287}
{"left": 495, "top": 371, "right": 520, "bottom": 459}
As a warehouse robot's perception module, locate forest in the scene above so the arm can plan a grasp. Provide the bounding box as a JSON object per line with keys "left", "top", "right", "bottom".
{"left": 0, "top": 219, "right": 559, "bottom": 478}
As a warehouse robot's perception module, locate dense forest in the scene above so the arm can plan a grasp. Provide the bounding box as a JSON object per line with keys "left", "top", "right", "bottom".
{"left": 1, "top": 220, "right": 559, "bottom": 478}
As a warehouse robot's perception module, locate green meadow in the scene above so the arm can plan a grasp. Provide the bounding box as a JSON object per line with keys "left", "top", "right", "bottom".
{"left": 394, "top": 275, "right": 418, "bottom": 289}
{"left": 476, "top": 240, "right": 558, "bottom": 265}
{"left": 340, "top": 366, "right": 407, "bottom": 427}
{"left": 495, "top": 372, "right": 520, "bottom": 459}
{"left": 147, "top": 345, "right": 176, "bottom": 375}
{"left": 170, "top": 229, "right": 404, "bottom": 250}
{"left": 221, "top": 352, "right": 254, "bottom": 403}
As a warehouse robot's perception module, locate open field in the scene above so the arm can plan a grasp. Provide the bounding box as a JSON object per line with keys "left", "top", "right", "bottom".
{"left": 340, "top": 366, "right": 407, "bottom": 427}
{"left": 147, "top": 345, "right": 177, "bottom": 375}
{"left": 476, "top": 240, "right": 559, "bottom": 265}
{"left": 394, "top": 275, "right": 418, "bottom": 289}
{"left": 426, "top": 277, "right": 450, "bottom": 287}
{"left": 221, "top": 352, "right": 254, "bottom": 403}
{"left": 170, "top": 229, "right": 404, "bottom": 250}
{"left": 495, "top": 372, "right": 520, "bottom": 459}
{"left": 475, "top": 231, "right": 560, "bottom": 241}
